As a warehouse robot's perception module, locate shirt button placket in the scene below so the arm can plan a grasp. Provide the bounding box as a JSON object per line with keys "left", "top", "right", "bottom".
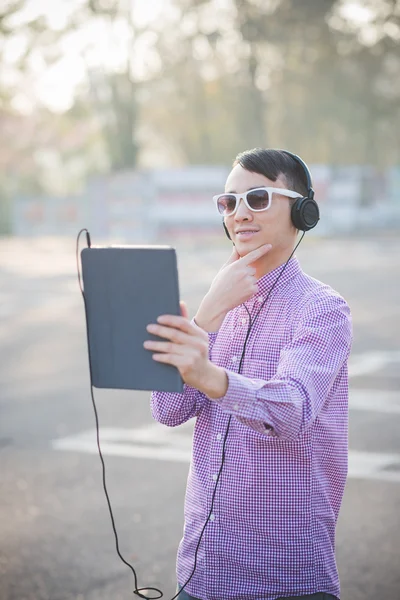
{"left": 207, "top": 307, "right": 248, "bottom": 544}
{"left": 233, "top": 308, "right": 249, "bottom": 367}
{"left": 209, "top": 434, "right": 221, "bottom": 520}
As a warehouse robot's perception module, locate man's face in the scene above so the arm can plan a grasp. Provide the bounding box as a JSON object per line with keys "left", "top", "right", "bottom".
{"left": 223, "top": 164, "right": 297, "bottom": 258}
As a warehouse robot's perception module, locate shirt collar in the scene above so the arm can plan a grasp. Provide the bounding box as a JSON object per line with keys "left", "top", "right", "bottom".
{"left": 246, "top": 255, "right": 302, "bottom": 305}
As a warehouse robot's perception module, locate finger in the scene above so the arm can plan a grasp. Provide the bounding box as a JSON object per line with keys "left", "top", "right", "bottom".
{"left": 242, "top": 243, "right": 272, "bottom": 265}
{"left": 180, "top": 300, "right": 189, "bottom": 319}
{"left": 155, "top": 314, "right": 207, "bottom": 339}
{"left": 146, "top": 322, "right": 192, "bottom": 343}
{"left": 151, "top": 353, "right": 194, "bottom": 371}
{"left": 155, "top": 314, "right": 192, "bottom": 332}
{"left": 152, "top": 353, "right": 174, "bottom": 363}
{"left": 143, "top": 340, "right": 188, "bottom": 355}
{"left": 152, "top": 353, "right": 185, "bottom": 366}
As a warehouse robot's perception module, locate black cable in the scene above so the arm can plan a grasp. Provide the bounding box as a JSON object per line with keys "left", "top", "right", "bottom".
{"left": 76, "top": 228, "right": 305, "bottom": 600}
{"left": 176, "top": 231, "right": 306, "bottom": 597}
{"left": 76, "top": 229, "right": 163, "bottom": 600}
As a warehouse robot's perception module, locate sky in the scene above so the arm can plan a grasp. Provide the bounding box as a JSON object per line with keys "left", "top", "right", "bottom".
{"left": 3, "top": 0, "right": 376, "bottom": 114}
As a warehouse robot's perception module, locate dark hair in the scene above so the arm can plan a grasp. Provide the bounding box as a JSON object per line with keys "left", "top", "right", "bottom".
{"left": 233, "top": 148, "right": 309, "bottom": 206}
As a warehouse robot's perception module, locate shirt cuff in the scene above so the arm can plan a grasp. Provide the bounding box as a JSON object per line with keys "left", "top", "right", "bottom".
{"left": 191, "top": 317, "right": 219, "bottom": 351}
{"left": 212, "top": 368, "right": 275, "bottom": 435}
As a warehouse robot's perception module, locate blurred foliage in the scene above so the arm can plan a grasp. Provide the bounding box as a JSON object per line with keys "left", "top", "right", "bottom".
{"left": 0, "top": 0, "right": 399, "bottom": 217}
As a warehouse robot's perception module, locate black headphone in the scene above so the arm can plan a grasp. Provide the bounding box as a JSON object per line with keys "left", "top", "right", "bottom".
{"left": 223, "top": 149, "right": 320, "bottom": 241}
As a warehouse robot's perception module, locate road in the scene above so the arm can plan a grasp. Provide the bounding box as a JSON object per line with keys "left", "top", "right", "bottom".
{"left": 0, "top": 233, "right": 399, "bottom": 600}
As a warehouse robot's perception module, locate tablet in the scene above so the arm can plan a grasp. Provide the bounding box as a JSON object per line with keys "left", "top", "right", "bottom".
{"left": 80, "top": 245, "right": 184, "bottom": 393}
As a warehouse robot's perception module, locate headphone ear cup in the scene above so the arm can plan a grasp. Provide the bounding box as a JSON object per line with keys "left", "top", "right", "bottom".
{"left": 291, "top": 197, "right": 320, "bottom": 231}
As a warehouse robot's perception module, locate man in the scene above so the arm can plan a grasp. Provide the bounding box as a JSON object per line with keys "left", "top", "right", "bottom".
{"left": 144, "top": 148, "right": 352, "bottom": 600}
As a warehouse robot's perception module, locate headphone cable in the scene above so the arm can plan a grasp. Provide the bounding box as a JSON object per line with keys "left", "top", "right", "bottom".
{"left": 76, "top": 229, "right": 305, "bottom": 600}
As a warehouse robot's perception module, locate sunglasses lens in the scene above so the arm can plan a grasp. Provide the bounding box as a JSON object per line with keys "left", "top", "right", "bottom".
{"left": 217, "top": 195, "right": 236, "bottom": 215}
{"left": 247, "top": 189, "right": 270, "bottom": 210}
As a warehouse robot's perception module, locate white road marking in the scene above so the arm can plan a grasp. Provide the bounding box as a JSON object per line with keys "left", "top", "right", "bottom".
{"left": 348, "top": 450, "right": 400, "bottom": 483}
{"left": 52, "top": 417, "right": 400, "bottom": 483}
{"left": 54, "top": 437, "right": 192, "bottom": 463}
{"left": 349, "top": 350, "right": 400, "bottom": 378}
{"left": 52, "top": 348, "right": 400, "bottom": 485}
{"left": 53, "top": 422, "right": 192, "bottom": 463}
{"left": 349, "top": 390, "right": 400, "bottom": 414}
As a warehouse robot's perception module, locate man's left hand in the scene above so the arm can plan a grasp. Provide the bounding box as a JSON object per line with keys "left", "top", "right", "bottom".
{"left": 143, "top": 301, "right": 228, "bottom": 398}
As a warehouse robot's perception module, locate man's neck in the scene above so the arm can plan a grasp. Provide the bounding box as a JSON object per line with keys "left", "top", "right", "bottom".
{"left": 254, "top": 249, "right": 295, "bottom": 280}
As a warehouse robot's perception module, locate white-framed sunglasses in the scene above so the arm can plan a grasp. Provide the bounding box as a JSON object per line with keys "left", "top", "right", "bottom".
{"left": 212, "top": 187, "right": 302, "bottom": 216}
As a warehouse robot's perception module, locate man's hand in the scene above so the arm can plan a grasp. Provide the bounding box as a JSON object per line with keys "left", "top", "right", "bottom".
{"left": 208, "top": 242, "right": 272, "bottom": 310}
{"left": 194, "top": 243, "right": 272, "bottom": 332}
{"left": 144, "top": 301, "right": 228, "bottom": 397}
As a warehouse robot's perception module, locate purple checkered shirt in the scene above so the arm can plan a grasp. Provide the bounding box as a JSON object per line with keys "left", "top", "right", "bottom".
{"left": 151, "top": 256, "right": 352, "bottom": 600}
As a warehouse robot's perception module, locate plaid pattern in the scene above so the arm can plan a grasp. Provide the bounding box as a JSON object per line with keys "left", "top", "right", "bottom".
{"left": 151, "top": 257, "right": 352, "bottom": 600}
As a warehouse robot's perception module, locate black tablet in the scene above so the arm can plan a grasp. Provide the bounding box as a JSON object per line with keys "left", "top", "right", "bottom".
{"left": 80, "top": 245, "right": 184, "bottom": 393}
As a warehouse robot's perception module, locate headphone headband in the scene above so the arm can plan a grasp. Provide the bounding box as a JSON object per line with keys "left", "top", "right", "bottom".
{"left": 280, "top": 150, "right": 314, "bottom": 200}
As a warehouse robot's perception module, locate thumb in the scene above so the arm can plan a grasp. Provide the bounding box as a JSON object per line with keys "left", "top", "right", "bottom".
{"left": 180, "top": 300, "right": 189, "bottom": 319}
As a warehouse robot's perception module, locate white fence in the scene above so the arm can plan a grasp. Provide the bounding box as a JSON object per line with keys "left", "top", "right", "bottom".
{"left": 11, "top": 165, "right": 400, "bottom": 240}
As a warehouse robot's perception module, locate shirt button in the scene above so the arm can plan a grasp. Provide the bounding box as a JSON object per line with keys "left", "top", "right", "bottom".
{"left": 234, "top": 403, "right": 239, "bottom": 410}
{"left": 216, "top": 433, "right": 222, "bottom": 440}
{"left": 241, "top": 318, "right": 246, "bottom": 325}
{"left": 257, "top": 296, "right": 264, "bottom": 303}
{"left": 231, "top": 356, "right": 237, "bottom": 363}
{"left": 212, "top": 474, "right": 218, "bottom": 481}
{"left": 209, "top": 514, "right": 215, "bottom": 521}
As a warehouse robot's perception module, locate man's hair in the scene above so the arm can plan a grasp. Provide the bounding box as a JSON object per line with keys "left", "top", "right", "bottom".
{"left": 233, "top": 148, "right": 309, "bottom": 206}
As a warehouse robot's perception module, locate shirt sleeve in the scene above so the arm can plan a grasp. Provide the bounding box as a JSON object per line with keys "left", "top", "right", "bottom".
{"left": 150, "top": 317, "right": 219, "bottom": 427}
{"left": 211, "top": 293, "right": 353, "bottom": 440}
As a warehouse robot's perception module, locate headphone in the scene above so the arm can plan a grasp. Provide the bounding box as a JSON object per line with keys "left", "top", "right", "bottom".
{"left": 223, "top": 150, "right": 320, "bottom": 241}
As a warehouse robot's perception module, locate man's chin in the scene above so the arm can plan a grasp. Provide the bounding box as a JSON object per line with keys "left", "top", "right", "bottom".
{"left": 235, "top": 237, "right": 265, "bottom": 256}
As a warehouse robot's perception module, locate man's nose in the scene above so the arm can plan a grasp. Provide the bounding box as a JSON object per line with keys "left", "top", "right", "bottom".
{"left": 235, "top": 197, "right": 252, "bottom": 219}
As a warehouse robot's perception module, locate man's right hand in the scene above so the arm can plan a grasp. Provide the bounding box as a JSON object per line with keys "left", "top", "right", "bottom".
{"left": 194, "top": 243, "right": 272, "bottom": 332}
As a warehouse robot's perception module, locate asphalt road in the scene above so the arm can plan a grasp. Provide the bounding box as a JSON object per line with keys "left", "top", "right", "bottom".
{"left": 0, "top": 233, "right": 399, "bottom": 600}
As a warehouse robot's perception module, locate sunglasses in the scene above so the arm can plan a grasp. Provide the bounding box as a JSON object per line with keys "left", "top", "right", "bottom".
{"left": 213, "top": 187, "right": 301, "bottom": 216}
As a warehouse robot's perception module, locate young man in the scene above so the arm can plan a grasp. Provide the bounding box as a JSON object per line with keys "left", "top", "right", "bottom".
{"left": 144, "top": 148, "right": 352, "bottom": 600}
